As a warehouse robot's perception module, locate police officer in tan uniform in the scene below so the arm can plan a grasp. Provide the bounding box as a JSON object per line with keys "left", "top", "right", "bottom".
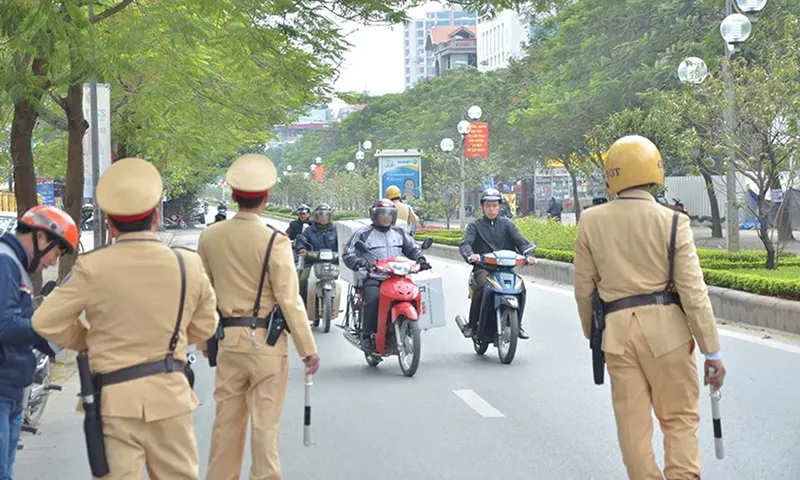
{"left": 32, "top": 158, "right": 218, "bottom": 479}
{"left": 198, "top": 153, "right": 319, "bottom": 480}
{"left": 386, "top": 185, "right": 420, "bottom": 233}
{"left": 573, "top": 136, "right": 727, "bottom": 480}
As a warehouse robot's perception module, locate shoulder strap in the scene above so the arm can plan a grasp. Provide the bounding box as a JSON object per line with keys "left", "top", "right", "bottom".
{"left": 169, "top": 249, "right": 187, "bottom": 354}
{"left": 666, "top": 212, "right": 679, "bottom": 292}
{"left": 253, "top": 230, "right": 279, "bottom": 317}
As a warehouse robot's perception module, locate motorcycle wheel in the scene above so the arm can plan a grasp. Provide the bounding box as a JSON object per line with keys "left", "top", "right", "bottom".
{"left": 25, "top": 360, "right": 51, "bottom": 428}
{"left": 473, "top": 338, "right": 488, "bottom": 355}
{"left": 397, "top": 317, "right": 421, "bottom": 377}
{"left": 179, "top": 220, "right": 188, "bottom": 229}
{"left": 496, "top": 307, "right": 519, "bottom": 365}
{"left": 323, "top": 290, "right": 333, "bottom": 333}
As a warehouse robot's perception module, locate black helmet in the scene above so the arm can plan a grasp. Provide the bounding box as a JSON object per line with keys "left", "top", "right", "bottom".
{"left": 314, "top": 203, "right": 332, "bottom": 224}
{"left": 480, "top": 188, "right": 502, "bottom": 204}
{"left": 370, "top": 199, "right": 398, "bottom": 226}
{"left": 294, "top": 204, "right": 311, "bottom": 215}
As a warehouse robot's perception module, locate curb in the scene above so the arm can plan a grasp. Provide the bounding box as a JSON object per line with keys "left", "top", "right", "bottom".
{"left": 428, "top": 244, "right": 800, "bottom": 335}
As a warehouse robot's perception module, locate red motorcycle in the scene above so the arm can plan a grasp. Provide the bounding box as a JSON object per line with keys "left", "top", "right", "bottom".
{"left": 340, "top": 238, "right": 433, "bottom": 377}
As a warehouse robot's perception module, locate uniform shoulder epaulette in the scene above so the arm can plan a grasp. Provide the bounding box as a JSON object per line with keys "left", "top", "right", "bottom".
{"left": 171, "top": 245, "right": 197, "bottom": 253}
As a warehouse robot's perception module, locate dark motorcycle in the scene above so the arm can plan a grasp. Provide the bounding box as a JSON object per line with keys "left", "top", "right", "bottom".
{"left": 301, "top": 249, "right": 341, "bottom": 333}
{"left": 455, "top": 247, "right": 534, "bottom": 364}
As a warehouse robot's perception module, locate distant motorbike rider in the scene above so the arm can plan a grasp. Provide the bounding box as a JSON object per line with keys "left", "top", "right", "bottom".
{"left": 342, "top": 199, "right": 428, "bottom": 352}
{"left": 385, "top": 185, "right": 420, "bottom": 235}
{"left": 459, "top": 188, "right": 536, "bottom": 339}
{"left": 297, "top": 204, "right": 339, "bottom": 305}
{"left": 213, "top": 202, "right": 227, "bottom": 223}
{"left": 286, "top": 204, "right": 311, "bottom": 241}
{"left": 546, "top": 197, "right": 563, "bottom": 221}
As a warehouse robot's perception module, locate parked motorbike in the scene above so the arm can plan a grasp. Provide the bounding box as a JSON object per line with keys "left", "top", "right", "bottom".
{"left": 301, "top": 249, "right": 342, "bottom": 333}
{"left": 165, "top": 214, "right": 188, "bottom": 230}
{"left": 339, "top": 238, "right": 433, "bottom": 377}
{"left": 21, "top": 281, "right": 62, "bottom": 439}
{"left": 455, "top": 248, "right": 534, "bottom": 364}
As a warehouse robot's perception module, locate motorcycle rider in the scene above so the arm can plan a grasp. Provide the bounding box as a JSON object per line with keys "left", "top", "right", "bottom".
{"left": 297, "top": 204, "right": 339, "bottom": 306}
{"left": 286, "top": 204, "right": 311, "bottom": 241}
{"left": 459, "top": 188, "right": 536, "bottom": 339}
{"left": 385, "top": 185, "right": 420, "bottom": 235}
{"left": 342, "top": 199, "right": 428, "bottom": 352}
{"left": 1, "top": 206, "right": 78, "bottom": 478}
{"left": 546, "top": 197, "right": 563, "bottom": 222}
{"left": 213, "top": 202, "right": 227, "bottom": 223}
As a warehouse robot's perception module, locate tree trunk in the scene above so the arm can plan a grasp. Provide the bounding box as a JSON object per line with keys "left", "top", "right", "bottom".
{"left": 700, "top": 170, "right": 723, "bottom": 238}
{"left": 566, "top": 166, "right": 582, "bottom": 222}
{"left": 10, "top": 100, "right": 40, "bottom": 214}
{"left": 58, "top": 85, "right": 86, "bottom": 281}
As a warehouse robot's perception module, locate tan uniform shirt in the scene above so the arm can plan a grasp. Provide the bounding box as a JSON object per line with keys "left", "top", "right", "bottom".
{"left": 32, "top": 232, "right": 218, "bottom": 421}
{"left": 573, "top": 189, "right": 720, "bottom": 357}
{"left": 393, "top": 200, "right": 419, "bottom": 228}
{"left": 197, "top": 212, "right": 317, "bottom": 358}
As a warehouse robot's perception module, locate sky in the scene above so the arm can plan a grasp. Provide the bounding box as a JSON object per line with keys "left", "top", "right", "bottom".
{"left": 331, "top": 2, "right": 449, "bottom": 98}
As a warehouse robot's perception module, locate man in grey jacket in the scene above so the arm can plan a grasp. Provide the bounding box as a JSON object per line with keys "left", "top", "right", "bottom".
{"left": 342, "top": 199, "right": 428, "bottom": 351}
{"left": 459, "top": 188, "right": 536, "bottom": 339}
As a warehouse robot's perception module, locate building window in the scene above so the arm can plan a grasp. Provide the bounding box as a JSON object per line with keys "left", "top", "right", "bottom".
{"left": 415, "top": 20, "right": 423, "bottom": 28}
{"left": 416, "top": 39, "right": 423, "bottom": 46}
{"left": 417, "top": 29, "right": 423, "bottom": 37}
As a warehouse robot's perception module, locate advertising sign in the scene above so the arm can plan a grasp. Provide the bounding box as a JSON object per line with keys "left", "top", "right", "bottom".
{"left": 82, "top": 83, "right": 113, "bottom": 199}
{"left": 376, "top": 149, "right": 422, "bottom": 201}
{"left": 465, "top": 122, "right": 489, "bottom": 159}
{"left": 36, "top": 178, "right": 55, "bottom": 206}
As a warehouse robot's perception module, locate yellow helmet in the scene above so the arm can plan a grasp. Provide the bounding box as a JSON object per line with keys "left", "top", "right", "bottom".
{"left": 604, "top": 135, "right": 664, "bottom": 194}
{"left": 385, "top": 185, "right": 402, "bottom": 200}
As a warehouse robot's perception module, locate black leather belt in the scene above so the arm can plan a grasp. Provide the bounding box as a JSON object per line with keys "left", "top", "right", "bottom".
{"left": 97, "top": 356, "right": 186, "bottom": 388}
{"left": 220, "top": 317, "right": 269, "bottom": 329}
{"left": 603, "top": 291, "right": 682, "bottom": 315}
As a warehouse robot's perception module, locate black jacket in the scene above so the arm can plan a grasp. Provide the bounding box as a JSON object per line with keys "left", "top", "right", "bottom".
{"left": 286, "top": 219, "right": 307, "bottom": 241}
{"left": 297, "top": 224, "right": 338, "bottom": 264}
{"left": 459, "top": 216, "right": 535, "bottom": 264}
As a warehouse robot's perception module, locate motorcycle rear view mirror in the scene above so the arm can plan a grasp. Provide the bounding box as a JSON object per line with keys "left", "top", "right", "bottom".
{"left": 421, "top": 238, "right": 433, "bottom": 250}
{"left": 40, "top": 281, "right": 57, "bottom": 297}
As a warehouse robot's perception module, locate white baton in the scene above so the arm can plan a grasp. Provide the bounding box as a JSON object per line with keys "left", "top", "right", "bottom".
{"left": 708, "top": 366, "right": 724, "bottom": 459}
{"left": 303, "top": 373, "right": 313, "bottom": 446}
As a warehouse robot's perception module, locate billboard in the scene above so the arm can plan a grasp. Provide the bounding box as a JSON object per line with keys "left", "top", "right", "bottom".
{"left": 82, "top": 83, "right": 113, "bottom": 199}
{"left": 376, "top": 150, "right": 422, "bottom": 201}
{"left": 36, "top": 178, "right": 55, "bottom": 206}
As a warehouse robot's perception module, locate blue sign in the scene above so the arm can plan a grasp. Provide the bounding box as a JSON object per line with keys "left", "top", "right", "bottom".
{"left": 379, "top": 156, "right": 422, "bottom": 201}
{"left": 36, "top": 180, "right": 55, "bottom": 206}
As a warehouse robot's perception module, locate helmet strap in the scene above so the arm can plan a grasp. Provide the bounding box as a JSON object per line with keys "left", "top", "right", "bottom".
{"left": 28, "top": 234, "right": 57, "bottom": 273}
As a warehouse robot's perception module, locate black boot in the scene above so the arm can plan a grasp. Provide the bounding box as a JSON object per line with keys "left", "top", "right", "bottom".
{"left": 361, "top": 332, "right": 375, "bottom": 352}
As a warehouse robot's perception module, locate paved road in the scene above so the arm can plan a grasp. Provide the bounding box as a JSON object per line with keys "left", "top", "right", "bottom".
{"left": 16, "top": 210, "right": 800, "bottom": 479}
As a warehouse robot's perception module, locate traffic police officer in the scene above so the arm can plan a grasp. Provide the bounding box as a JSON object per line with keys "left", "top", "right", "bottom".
{"left": 574, "top": 136, "right": 726, "bottom": 479}
{"left": 32, "top": 158, "right": 219, "bottom": 479}
{"left": 385, "top": 185, "right": 420, "bottom": 234}
{"left": 198, "top": 153, "right": 319, "bottom": 480}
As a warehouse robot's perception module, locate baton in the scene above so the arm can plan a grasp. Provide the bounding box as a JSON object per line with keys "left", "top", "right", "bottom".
{"left": 708, "top": 366, "right": 724, "bottom": 459}
{"left": 303, "top": 373, "right": 313, "bottom": 446}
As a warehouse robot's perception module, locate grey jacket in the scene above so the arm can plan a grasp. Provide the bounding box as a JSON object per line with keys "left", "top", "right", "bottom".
{"left": 342, "top": 225, "right": 422, "bottom": 271}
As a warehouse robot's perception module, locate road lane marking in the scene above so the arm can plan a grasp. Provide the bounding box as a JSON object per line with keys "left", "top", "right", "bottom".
{"left": 453, "top": 389, "right": 505, "bottom": 418}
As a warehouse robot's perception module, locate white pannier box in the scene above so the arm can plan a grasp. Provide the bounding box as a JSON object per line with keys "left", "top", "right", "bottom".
{"left": 413, "top": 270, "right": 446, "bottom": 330}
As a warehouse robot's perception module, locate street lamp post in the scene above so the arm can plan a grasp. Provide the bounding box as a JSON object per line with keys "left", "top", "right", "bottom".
{"left": 446, "top": 105, "right": 483, "bottom": 229}
{"left": 355, "top": 140, "right": 372, "bottom": 176}
{"left": 718, "top": 0, "right": 768, "bottom": 251}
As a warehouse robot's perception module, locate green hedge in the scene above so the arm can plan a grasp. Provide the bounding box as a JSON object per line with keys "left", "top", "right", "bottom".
{"left": 416, "top": 219, "right": 800, "bottom": 301}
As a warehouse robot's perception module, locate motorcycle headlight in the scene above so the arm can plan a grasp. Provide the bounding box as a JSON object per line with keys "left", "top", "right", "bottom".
{"left": 389, "top": 262, "right": 410, "bottom": 276}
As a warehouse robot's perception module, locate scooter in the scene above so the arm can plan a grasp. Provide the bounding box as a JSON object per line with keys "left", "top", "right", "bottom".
{"left": 20, "top": 281, "right": 62, "bottom": 446}
{"left": 301, "top": 249, "right": 342, "bottom": 333}
{"left": 165, "top": 214, "right": 188, "bottom": 230}
{"left": 339, "top": 238, "right": 433, "bottom": 377}
{"left": 454, "top": 248, "right": 533, "bottom": 365}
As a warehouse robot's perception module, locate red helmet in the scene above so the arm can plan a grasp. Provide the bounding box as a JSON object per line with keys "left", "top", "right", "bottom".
{"left": 19, "top": 206, "right": 80, "bottom": 254}
{"left": 370, "top": 198, "right": 398, "bottom": 226}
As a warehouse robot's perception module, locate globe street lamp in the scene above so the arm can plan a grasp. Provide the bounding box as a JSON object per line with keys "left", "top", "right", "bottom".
{"left": 345, "top": 161, "right": 356, "bottom": 172}
{"left": 677, "top": 57, "right": 708, "bottom": 85}
{"left": 315, "top": 156, "right": 322, "bottom": 165}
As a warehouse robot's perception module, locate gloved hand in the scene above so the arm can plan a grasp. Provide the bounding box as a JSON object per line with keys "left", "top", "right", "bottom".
{"left": 417, "top": 256, "right": 431, "bottom": 270}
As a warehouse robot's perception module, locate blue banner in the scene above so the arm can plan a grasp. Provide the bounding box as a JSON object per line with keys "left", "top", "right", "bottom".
{"left": 379, "top": 156, "right": 422, "bottom": 201}
{"left": 36, "top": 179, "right": 55, "bottom": 206}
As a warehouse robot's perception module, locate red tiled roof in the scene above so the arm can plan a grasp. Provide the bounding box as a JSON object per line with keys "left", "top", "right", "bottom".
{"left": 428, "top": 26, "right": 477, "bottom": 45}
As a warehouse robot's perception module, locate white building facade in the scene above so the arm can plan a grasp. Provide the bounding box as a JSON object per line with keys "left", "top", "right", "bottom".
{"left": 477, "top": 10, "right": 528, "bottom": 72}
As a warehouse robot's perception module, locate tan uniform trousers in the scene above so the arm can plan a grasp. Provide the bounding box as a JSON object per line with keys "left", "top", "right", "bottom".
{"left": 98, "top": 412, "right": 199, "bottom": 480}
{"left": 207, "top": 349, "right": 289, "bottom": 480}
{"left": 606, "top": 316, "right": 701, "bottom": 480}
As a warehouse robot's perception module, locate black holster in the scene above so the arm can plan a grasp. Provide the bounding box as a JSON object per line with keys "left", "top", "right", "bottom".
{"left": 206, "top": 320, "right": 224, "bottom": 368}
{"left": 265, "top": 306, "right": 291, "bottom": 347}
{"left": 590, "top": 290, "right": 606, "bottom": 386}
{"left": 77, "top": 352, "right": 110, "bottom": 477}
